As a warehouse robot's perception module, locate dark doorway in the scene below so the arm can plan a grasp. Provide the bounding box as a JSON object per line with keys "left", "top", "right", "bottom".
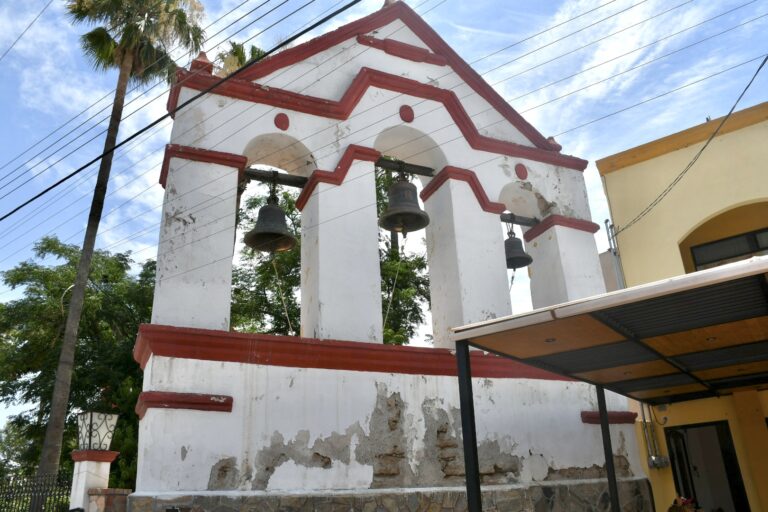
{"left": 665, "top": 421, "right": 750, "bottom": 512}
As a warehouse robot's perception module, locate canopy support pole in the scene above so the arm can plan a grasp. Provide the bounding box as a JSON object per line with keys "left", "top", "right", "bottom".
{"left": 596, "top": 385, "right": 621, "bottom": 512}
{"left": 456, "top": 340, "right": 482, "bottom": 512}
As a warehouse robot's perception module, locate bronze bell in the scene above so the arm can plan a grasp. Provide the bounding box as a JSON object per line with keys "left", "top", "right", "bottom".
{"left": 379, "top": 176, "right": 429, "bottom": 234}
{"left": 244, "top": 194, "right": 297, "bottom": 253}
{"left": 505, "top": 231, "right": 532, "bottom": 269}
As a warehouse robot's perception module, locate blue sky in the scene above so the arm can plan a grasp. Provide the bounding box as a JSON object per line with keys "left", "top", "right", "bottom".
{"left": 0, "top": 0, "right": 766, "bottom": 419}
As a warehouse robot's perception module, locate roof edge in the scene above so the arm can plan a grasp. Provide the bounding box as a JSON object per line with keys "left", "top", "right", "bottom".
{"left": 596, "top": 101, "right": 768, "bottom": 175}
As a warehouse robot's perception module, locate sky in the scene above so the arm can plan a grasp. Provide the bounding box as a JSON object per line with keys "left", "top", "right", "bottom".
{"left": 0, "top": 0, "right": 766, "bottom": 421}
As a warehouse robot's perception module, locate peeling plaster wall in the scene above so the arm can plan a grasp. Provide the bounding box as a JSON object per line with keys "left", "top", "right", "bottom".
{"left": 137, "top": 356, "right": 642, "bottom": 493}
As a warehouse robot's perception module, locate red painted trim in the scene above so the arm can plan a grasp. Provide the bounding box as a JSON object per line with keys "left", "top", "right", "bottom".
{"left": 420, "top": 166, "right": 505, "bottom": 214}
{"left": 235, "top": 2, "right": 565, "bottom": 155}
{"left": 399, "top": 104, "right": 414, "bottom": 123}
{"left": 356, "top": 34, "right": 447, "bottom": 66}
{"left": 160, "top": 144, "right": 248, "bottom": 188}
{"left": 134, "top": 323, "right": 570, "bottom": 381}
{"left": 135, "top": 391, "right": 234, "bottom": 419}
{"left": 523, "top": 214, "right": 600, "bottom": 242}
{"left": 514, "top": 163, "right": 528, "bottom": 180}
{"left": 168, "top": 67, "right": 587, "bottom": 171}
{"left": 71, "top": 450, "right": 119, "bottom": 463}
{"left": 295, "top": 144, "right": 381, "bottom": 210}
{"left": 274, "top": 113, "right": 290, "bottom": 131}
{"left": 580, "top": 411, "right": 638, "bottom": 425}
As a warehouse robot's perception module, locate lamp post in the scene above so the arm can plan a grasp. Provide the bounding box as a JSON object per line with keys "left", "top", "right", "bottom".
{"left": 69, "top": 412, "right": 120, "bottom": 511}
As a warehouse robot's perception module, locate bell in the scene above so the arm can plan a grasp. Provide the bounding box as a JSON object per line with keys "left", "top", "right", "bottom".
{"left": 505, "top": 231, "right": 532, "bottom": 269}
{"left": 379, "top": 177, "right": 429, "bottom": 233}
{"left": 244, "top": 195, "right": 297, "bottom": 253}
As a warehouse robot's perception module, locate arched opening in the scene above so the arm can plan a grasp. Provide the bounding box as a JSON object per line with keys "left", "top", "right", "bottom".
{"left": 229, "top": 133, "right": 314, "bottom": 336}
{"left": 679, "top": 201, "right": 768, "bottom": 272}
{"left": 373, "top": 126, "right": 446, "bottom": 346}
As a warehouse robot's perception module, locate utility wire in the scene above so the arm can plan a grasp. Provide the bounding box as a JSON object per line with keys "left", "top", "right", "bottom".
{"left": 0, "top": 0, "right": 54, "bottom": 64}
{"left": 0, "top": 0, "right": 361, "bottom": 224}
{"left": 613, "top": 53, "right": 768, "bottom": 236}
{"left": 0, "top": 0, "right": 287, "bottom": 195}
{"left": 0, "top": 0, "right": 446, "bottom": 246}
{"left": 0, "top": 0, "right": 756, "bottom": 262}
{"left": 0, "top": 0, "right": 260, "bottom": 178}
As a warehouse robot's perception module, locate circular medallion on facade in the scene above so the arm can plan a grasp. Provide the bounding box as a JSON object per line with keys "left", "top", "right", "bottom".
{"left": 274, "top": 113, "right": 290, "bottom": 131}
{"left": 399, "top": 105, "right": 415, "bottom": 123}
{"left": 514, "top": 163, "right": 529, "bottom": 180}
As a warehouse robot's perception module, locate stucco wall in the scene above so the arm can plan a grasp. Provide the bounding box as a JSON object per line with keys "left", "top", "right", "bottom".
{"left": 601, "top": 117, "right": 768, "bottom": 286}
{"left": 137, "top": 355, "right": 643, "bottom": 494}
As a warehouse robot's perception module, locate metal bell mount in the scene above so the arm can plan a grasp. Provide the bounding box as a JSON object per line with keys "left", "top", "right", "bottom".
{"left": 379, "top": 173, "right": 430, "bottom": 234}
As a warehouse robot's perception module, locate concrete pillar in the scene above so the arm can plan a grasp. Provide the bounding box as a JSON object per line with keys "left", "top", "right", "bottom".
{"left": 151, "top": 157, "right": 240, "bottom": 331}
{"left": 525, "top": 218, "right": 605, "bottom": 309}
{"left": 424, "top": 179, "right": 511, "bottom": 348}
{"left": 69, "top": 450, "right": 119, "bottom": 511}
{"left": 300, "top": 159, "right": 383, "bottom": 342}
{"left": 730, "top": 390, "right": 768, "bottom": 510}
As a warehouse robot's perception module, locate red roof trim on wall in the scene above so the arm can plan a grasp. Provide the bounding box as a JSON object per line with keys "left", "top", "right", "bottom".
{"left": 296, "top": 145, "right": 381, "bottom": 210}
{"left": 71, "top": 450, "right": 119, "bottom": 463}
{"left": 235, "top": 2, "right": 561, "bottom": 154}
{"left": 580, "top": 411, "right": 638, "bottom": 425}
{"left": 420, "top": 166, "right": 505, "bottom": 214}
{"left": 356, "top": 34, "right": 447, "bottom": 66}
{"left": 523, "top": 214, "right": 600, "bottom": 242}
{"left": 135, "top": 391, "right": 233, "bottom": 420}
{"left": 168, "top": 67, "right": 587, "bottom": 171}
{"left": 160, "top": 144, "right": 248, "bottom": 188}
{"left": 134, "top": 323, "right": 570, "bottom": 381}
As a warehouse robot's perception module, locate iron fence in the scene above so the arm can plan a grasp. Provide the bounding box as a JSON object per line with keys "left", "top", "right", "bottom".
{"left": 0, "top": 472, "right": 72, "bottom": 512}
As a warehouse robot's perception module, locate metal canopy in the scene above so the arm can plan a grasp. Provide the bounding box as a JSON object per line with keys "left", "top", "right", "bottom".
{"left": 452, "top": 256, "right": 768, "bottom": 405}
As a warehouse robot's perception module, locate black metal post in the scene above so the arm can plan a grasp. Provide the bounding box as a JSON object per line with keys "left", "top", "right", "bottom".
{"left": 596, "top": 385, "right": 621, "bottom": 512}
{"left": 456, "top": 340, "right": 482, "bottom": 512}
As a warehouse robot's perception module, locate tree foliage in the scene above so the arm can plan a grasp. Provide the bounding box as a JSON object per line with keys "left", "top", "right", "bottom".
{"left": 216, "top": 41, "right": 266, "bottom": 76}
{"left": 0, "top": 238, "right": 154, "bottom": 486}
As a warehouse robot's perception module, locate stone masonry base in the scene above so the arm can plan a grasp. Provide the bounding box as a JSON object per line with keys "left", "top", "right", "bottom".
{"left": 128, "top": 477, "right": 654, "bottom": 511}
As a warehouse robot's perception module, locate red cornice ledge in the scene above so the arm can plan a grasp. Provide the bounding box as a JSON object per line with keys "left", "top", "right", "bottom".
{"left": 580, "top": 411, "right": 638, "bottom": 425}
{"left": 134, "top": 323, "right": 570, "bottom": 381}
{"left": 420, "top": 166, "right": 505, "bottom": 214}
{"left": 71, "top": 450, "right": 119, "bottom": 463}
{"left": 523, "top": 214, "right": 600, "bottom": 242}
{"left": 136, "top": 391, "right": 234, "bottom": 419}
{"left": 356, "top": 35, "right": 447, "bottom": 66}
{"left": 160, "top": 144, "right": 248, "bottom": 188}
{"left": 296, "top": 145, "right": 381, "bottom": 210}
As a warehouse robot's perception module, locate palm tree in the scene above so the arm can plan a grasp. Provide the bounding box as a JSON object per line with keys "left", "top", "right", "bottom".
{"left": 216, "top": 40, "right": 265, "bottom": 76}
{"left": 36, "top": 0, "right": 203, "bottom": 477}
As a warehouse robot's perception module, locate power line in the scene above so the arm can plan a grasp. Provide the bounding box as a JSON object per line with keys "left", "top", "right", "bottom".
{"left": 0, "top": 0, "right": 259, "bottom": 178}
{"left": 0, "top": 0, "right": 285, "bottom": 194}
{"left": 0, "top": 0, "right": 54, "bottom": 64}
{"left": 613, "top": 53, "right": 768, "bottom": 236}
{"left": 0, "top": 0, "right": 357, "bottom": 224}
{"left": 0, "top": 0, "right": 756, "bottom": 264}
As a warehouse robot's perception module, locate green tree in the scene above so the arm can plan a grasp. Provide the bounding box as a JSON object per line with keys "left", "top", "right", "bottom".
{"left": 216, "top": 40, "right": 265, "bottom": 76}
{"left": 0, "top": 238, "right": 154, "bottom": 486}
{"left": 35, "top": 0, "right": 204, "bottom": 476}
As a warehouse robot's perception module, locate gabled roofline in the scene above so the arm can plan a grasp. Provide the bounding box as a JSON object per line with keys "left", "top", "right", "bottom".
{"left": 237, "top": 1, "right": 562, "bottom": 153}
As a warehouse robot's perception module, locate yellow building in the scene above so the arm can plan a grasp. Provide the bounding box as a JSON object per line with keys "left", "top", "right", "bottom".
{"left": 597, "top": 102, "right": 768, "bottom": 512}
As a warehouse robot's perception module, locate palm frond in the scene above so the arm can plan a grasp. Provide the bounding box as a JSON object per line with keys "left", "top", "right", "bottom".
{"left": 80, "top": 27, "right": 119, "bottom": 70}
{"left": 131, "top": 40, "right": 177, "bottom": 85}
